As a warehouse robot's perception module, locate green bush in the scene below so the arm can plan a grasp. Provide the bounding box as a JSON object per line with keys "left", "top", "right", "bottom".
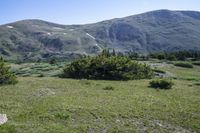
{"left": 192, "top": 62, "right": 200, "bottom": 66}
{"left": 0, "top": 58, "right": 18, "bottom": 85}
{"left": 194, "top": 83, "right": 200, "bottom": 86}
{"left": 62, "top": 54, "right": 153, "bottom": 80}
{"left": 49, "top": 58, "right": 57, "bottom": 64}
{"left": 174, "top": 62, "right": 193, "bottom": 68}
{"left": 38, "top": 73, "right": 45, "bottom": 77}
{"left": 149, "top": 79, "right": 174, "bottom": 89}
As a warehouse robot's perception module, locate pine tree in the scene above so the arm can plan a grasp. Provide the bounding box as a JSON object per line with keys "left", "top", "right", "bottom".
{"left": 0, "top": 57, "right": 17, "bottom": 85}
{"left": 101, "top": 49, "right": 110, "bottom": 57}
{"left": 112, "top": 49, "right": 116, "bottom": 56}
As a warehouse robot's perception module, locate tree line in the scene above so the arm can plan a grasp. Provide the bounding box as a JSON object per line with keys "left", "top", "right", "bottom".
{"left": 149, "top": 51, "right": 200, "bottom": 61}
{"left": 127, "top": 50, "right": 200, "bottom": 61}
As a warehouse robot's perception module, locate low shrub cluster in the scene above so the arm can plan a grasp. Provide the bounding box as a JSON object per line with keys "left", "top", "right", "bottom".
{"left": 0, "top": 58, "right": 18, "bottom": 85}
{"left": 149, "top": 79, "right": 174, "bottom": 89}
{"left": 174, "top": 62, "right": 193, "bottom": 68}
{"left": 192, "top": 62, "right": 200, "bottom": 66}
{"left": 62, "top": 51, "right": 153, "bottom": 80}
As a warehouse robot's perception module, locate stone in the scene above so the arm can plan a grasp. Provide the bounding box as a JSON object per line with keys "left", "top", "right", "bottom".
{"left": 0, "top": 114, "right": 8, "bottom": 125}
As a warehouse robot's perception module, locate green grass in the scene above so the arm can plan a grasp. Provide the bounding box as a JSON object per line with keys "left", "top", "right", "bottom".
{"left": 162, "top": 64, "right": 200, "bottom": 81}
{"left": 0, "top": 61, "right": 199, "bottom": 132}
{"left": 10, "top": 63, "right": 66, "bottom": 77}
{"left": 0, "top": 77, "right": 199, "bottom": 132}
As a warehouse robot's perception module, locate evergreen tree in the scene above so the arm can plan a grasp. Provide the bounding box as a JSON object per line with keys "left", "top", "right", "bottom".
{"left": 101, "top": 49, "right": 111, "bottom": 57}
{"left": 112, "top": 49, "right": 116, "bottom": 56}
{"left": 49, "top": 58, "right": 57, "bottom": 64}
{"left": 0, "top": 57, "right": 18, "bottom": 85}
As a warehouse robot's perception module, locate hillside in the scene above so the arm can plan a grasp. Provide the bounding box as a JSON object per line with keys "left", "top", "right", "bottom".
{"left": 0, "top": 10, "right": 200, "bottom": 61}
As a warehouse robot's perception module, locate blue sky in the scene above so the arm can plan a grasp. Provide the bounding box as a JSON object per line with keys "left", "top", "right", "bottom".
{"left": 0, "top": 0, "right": 200, "bottom": 25}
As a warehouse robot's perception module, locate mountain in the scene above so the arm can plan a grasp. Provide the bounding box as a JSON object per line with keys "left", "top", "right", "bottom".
{"left": 0, "top": 10, "right": 200, "bottom": 61}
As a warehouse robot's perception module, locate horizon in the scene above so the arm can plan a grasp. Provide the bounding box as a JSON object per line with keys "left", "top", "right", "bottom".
{"left": 1, "top": 9, "right": 200, "bottom": 26}
{"left": 0, "top": 0, "right": 200, "bottom": 25}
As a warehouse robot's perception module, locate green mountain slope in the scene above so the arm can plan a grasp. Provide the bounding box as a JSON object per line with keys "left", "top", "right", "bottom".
{"left": 80, "top": 10, "right": 200, "bottom": 52}
{"left": 0, "top": 10, "right": 200, "bottom": 61}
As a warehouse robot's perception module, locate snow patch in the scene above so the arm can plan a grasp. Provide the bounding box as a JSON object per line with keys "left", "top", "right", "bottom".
{"left": 0, "top": 114, "right": 8, "bottom": 125}
{"left": 53, "top": 27, "right": 63, "bottom": 30}
{"left": 63, "top": 33, "right": 67, "bottom": 35}
{"left": 7, "top": 25, "right": 14, "bottom": 29}
{"left": 95, "top": 43, "right": 102, "bottom": 50}
{"left": 69, "top": 29, "right": 74, "bottom": 31}
{"left": 47, "top": 32, "right": 51, "bottom": 35}
{"left": 83, "top": 52, "right": 88, "bottom": 55}
{"left": 86, "top": 33, "right": 95, "bottom": 40}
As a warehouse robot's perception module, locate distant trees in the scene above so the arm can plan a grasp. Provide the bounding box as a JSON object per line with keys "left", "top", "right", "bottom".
{"left": 149, "top": 51, "right": 200, "bottom": 61}
{"left": 103, "top": 50, "right": 200, "bottom": 61}
{"left": 49, "top": 58, "right": 57, "bottom": 64}
{"left": 0, "top": 57, "right": 18, "bottom": 85}
{"left": 62, "top": 49, "right": 153, "bottom": 80}
{"left": 122, "top": 51, "right": 149, "bottom": 61}
{"left": 127, "top": 52, "right": 140, "bottom": 60}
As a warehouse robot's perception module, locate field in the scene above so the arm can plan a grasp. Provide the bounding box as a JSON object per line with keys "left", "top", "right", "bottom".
{"left": 0, "top": 61, "right": 200, "bottom": 132}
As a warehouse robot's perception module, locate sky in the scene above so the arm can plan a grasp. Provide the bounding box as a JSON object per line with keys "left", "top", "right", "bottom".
{"left": 0, "top": 0, "right": 200, "bottom": 25}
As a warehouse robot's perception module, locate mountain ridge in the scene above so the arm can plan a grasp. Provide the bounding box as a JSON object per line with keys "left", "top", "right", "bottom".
{"left": 0, "top": 9, "right": 200, "bottom": 61}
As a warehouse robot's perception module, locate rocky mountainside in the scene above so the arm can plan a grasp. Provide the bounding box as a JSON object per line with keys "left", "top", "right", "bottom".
{"left": 0, "top": 10, "right": 200, "bottom": 61}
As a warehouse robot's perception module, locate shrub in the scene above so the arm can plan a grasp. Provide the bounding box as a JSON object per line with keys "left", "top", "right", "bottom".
{"left": 38, "top": 73, "right": 45, "bottom": 77}
{"left": 62, "top": 55, "right": 153, "bottom": 80}
{"left": 153, "top": 69, "right": 166, "bottom": 74}
{"left": 194, "top": 83, "right": 200, "bottom": 86}
{"left": 103, "top": 86, "right": 115, "bottom": 91}
{"left": 149, "top": 79, "right": 173, "bottom": 89}
{"left": 49, "top": 58, "right": 57, "bottom": 64}
{"left": 192, "top": 62, "right": 200, "bottom": 66}
{"left": 0, "top": 58, "right": 18, "bottom": 85}
{"left": 174, "top": 62, "right": 193, "bottom": 68}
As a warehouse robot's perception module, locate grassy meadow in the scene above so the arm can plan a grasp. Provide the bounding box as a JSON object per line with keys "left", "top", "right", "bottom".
{"left": 0, "top": 61, "right": 200, "bottom": 132}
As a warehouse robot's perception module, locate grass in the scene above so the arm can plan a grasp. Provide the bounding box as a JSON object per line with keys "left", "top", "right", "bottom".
{"left": 153, "top": 69, "right": 166, "bottom": 74}
{"left": 10, "top": 62, "right": 66, "bottom": 77}
{"left": 0, "top": 78, "right": 200, "bottom": 132}
{"left": 0, "top": 61, "right": 199, "bottom": 132}
{"left": 161, "top": 63, "right": 200, "bottom": 81}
